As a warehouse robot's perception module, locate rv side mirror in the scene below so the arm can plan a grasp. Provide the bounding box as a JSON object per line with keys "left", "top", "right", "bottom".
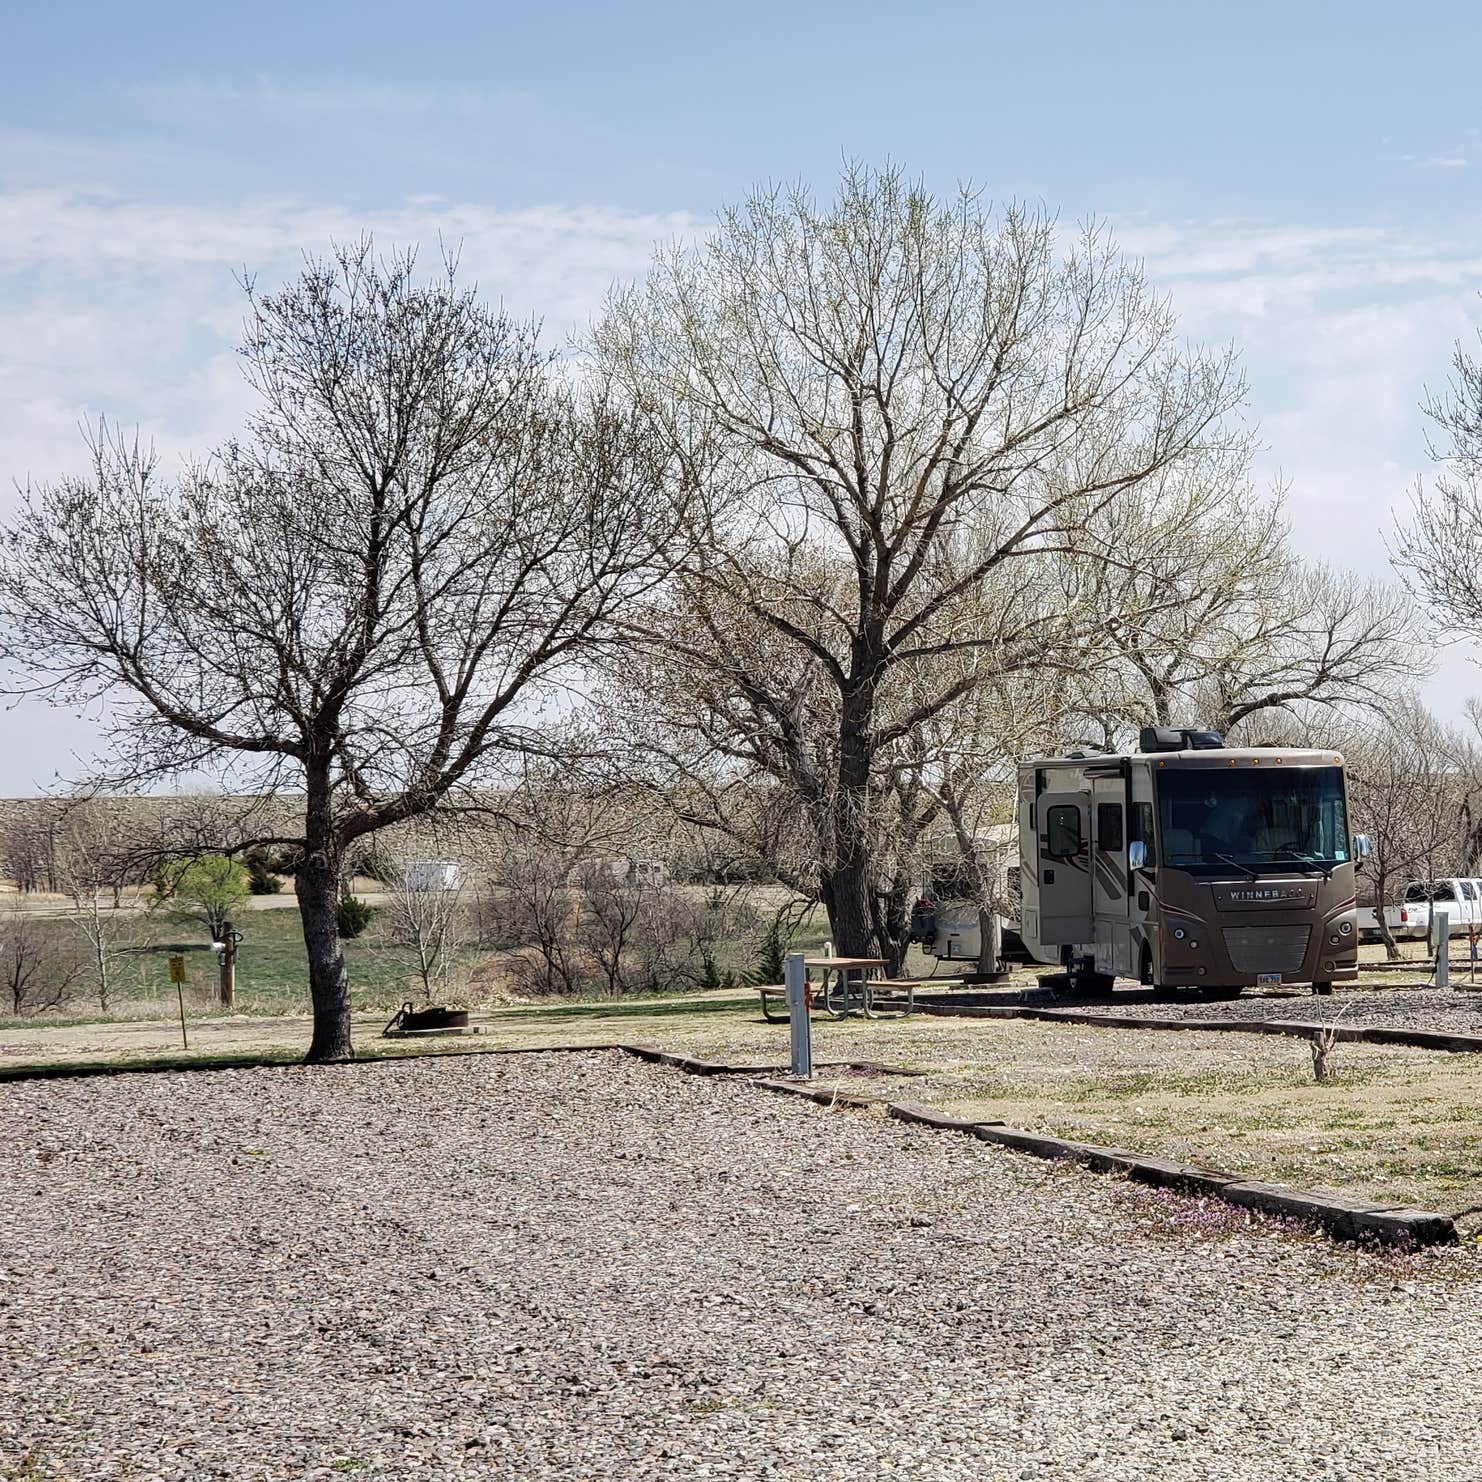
{"left": 1352, "top": 833, "right": 1372, "bottom": 863}
{"left": 1128, "top": 840, "right": 1148, "bottom": 871}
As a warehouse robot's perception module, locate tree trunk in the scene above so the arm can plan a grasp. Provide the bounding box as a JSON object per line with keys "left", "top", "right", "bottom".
{"left": 869, "top": 870, "right": 913, "bottom": 977}
{"left": 826, "top": 689, "right": 880, "bottom": 959}
{"left": 1374, "top": 873, "right": 1400, "bottom": 961}
{"left": 298, "top": 768, "right": 352, "bottom": 1063}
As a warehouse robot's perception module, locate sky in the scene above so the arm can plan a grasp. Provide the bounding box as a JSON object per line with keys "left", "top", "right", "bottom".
{"left": 1, "top": 0, "right": 1480, "bottom": 792}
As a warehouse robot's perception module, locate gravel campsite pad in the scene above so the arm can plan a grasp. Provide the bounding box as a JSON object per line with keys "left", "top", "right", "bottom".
{"left": 4, "top": 1053, "right": 1482, "bottom": 1480}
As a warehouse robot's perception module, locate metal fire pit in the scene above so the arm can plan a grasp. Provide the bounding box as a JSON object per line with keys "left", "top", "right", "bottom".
{"left": 382, "top": 1002, "right": 470, "bottom": 1037}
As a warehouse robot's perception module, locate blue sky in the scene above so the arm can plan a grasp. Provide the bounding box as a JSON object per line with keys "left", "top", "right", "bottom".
{"left": 2, "top": 1, "right": 1481, "bottom": 790}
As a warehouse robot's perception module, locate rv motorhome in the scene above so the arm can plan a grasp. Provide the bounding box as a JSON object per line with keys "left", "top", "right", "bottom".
{"left": 1017, "top": 727, "right": 1368, "bottom": 995}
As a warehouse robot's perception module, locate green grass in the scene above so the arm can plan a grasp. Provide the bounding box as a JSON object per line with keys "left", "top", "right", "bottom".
{"left": 0, "top": 895, "right": 838, "bottom": 1031}
{"left": 0, "top": 905, "right": 482, "bottom": 1026}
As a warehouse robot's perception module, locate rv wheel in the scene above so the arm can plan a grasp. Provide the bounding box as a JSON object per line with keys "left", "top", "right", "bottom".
{"left": 1312, "top": 981, "right": 1334, "bottom": 996}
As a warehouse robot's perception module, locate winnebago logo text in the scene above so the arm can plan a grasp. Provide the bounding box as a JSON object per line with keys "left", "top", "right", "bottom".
{"left": 1229, "top": 888, "right": 1302, "bottom": 902}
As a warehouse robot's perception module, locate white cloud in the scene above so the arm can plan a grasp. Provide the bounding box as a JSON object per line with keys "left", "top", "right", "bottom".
{"left": 3, "top": 187, "right": 1482, "bottom": 784}
{"left": 0, "top": 187, "right": 704, "bottom": 488}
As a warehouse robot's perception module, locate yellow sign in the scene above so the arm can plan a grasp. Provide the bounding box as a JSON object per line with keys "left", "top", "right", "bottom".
{"left": 168, "top": 954, "right": 186, "bottom": 985}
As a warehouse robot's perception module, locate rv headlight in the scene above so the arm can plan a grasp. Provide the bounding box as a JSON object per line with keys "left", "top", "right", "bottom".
{"left": 1173, "top": 928, "right": 1186, "bottom": 941}
{"left": 1188, "top": 939, "right": 1199, "bottom": 950}
{"left": 1338, "top": 920, "right": 1353, "bottom": 937}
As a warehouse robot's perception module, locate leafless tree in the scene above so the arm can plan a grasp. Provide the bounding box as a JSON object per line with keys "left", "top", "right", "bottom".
{"left": 53, "top": 801, "right": 150, "bottom": 1012}
{"left": 0, "top": 241, "right": 687, "bottom": 1061}
{"left": 1342, "top": 697, "right": 1476, "bottom": 958}
{"left": 382, "top": 856, "right": 466, "bottom": 999}
{"left": 0, "top": 907, "right": 83, "bottom": 1017}
{"left": 1394, "top": 306, "right": 1482, "bottom": 631}
{"left": 593, "top": 163, "right": 1249, "bottom": 959}
{"left": 1065, "top": 469, "right": 1416, "bottom": 740}
{"left": 0, "top": 811, "right": 49, "bottom": 894}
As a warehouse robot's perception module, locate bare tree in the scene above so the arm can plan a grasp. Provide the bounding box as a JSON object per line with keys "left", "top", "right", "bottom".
{"left": 0, "top": 907, "right": 83, "bottom": 1017}
{"left": 593, "top": 163, "right": 1248, "bottom": 959}
{"left": 1204, "top": 566, "right": 1418, "bottom": 735}
{"left": 1394, "top": 306, "right": 1482, "bottom": 630}
{"left": 1342, "top": 697, "right": 1475, "bottom": 959}
{"left": 382, "top": 857, "right": 465, "bottom": 999}
{"left": 54, "top": 801, "right": 147, "bottom": 1013}
{"left": 0, "top": 241, "right": 686, "bottom": 1061}
{"left": 1064, "top": 469, "right": 1416, "bottom": 739}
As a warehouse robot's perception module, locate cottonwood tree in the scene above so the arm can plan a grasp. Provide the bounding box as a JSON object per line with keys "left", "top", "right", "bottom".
{"left": 593, "top": 164, "right": 1248, "bottom": 957}
{"left": 0, "top": 241, "right": 686, "bottom": 1061}
{"left": 1066, "top": 476, "right": 1416, "bottom": 742}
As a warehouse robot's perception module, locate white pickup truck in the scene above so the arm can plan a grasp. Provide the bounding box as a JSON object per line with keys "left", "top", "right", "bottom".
{"left": 1358, "top": 878, "right": 1482, "bottom": 942}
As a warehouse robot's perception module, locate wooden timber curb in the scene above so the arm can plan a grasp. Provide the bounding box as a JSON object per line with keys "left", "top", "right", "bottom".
{"left": 915, "top": 1000, "right": 1482, "bottom": 1055}
{"left": 881, "top": 1102, "right": 1457, "bottom": 1247}
{"left": 690, "top": 1061, "right": 1457, "bottom": 1248}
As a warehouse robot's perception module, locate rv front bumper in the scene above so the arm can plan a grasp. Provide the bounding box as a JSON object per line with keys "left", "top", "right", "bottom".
{"left": 1160, "top": 903, "right": 1360, "bottom": 988}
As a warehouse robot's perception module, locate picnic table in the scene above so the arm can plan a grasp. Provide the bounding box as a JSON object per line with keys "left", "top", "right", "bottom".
{"left": 806, "top": 956, "right": 884, "bottom": 1018}
{"left": 755, "top": 957, "right": 920, "bottom": 1021}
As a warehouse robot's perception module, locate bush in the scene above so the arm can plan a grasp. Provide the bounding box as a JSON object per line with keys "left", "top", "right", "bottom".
{"left": 244, "top": 849, "right": 282, "bottom": 895}
{"left": 337, "top": 885, "right": 375, "bottom": 939}
{"left": 753, "top": 917, "right": 788, "bottom": 985}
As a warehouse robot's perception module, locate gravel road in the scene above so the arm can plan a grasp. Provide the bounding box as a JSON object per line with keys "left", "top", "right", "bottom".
{"left": 2, "top": 1051, "right": 1479, "bottom": 1480}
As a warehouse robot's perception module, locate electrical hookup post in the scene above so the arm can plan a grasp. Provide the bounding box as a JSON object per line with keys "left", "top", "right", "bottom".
{"left": 785, "top": 951, "right": 812, "bottom": 1079}
{"left": 1436, "top": 909, "right": 1451, "bottom": 989}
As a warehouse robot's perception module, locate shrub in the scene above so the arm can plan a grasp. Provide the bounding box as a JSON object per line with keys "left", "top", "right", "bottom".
{"left": 244, "top": 849, "right": 282, "bottom": 895}
{"left": 337, "top": 886, "right": 375, "bottom": 939}
{"left": 753, "top": 917, "right": 788, "bottom": 985}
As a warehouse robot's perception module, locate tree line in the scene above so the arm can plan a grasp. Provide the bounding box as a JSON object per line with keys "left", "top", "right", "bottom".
{"left": 0, "top": 162, "right": 1471, "bottom": 1058}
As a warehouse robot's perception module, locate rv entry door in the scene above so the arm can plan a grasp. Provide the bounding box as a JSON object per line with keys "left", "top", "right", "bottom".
{"left": 1038, "top": 791, "right": 1092, "bottom": 945}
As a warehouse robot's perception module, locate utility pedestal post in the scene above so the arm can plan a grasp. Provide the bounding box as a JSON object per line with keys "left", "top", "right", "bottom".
{"left": 218, "top": 920, "right": 238, "bottom": 1009}
{"left": 1436, "top": 909, "right": 1451, "bottom": 988}
{"left": 786, "top": 951, "right": 812, "bottom": 1079}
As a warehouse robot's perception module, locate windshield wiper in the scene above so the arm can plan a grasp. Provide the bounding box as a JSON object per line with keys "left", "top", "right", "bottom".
{"left": 1214, "top": 852, "right": 1260, "bottom": 882}
{"left": 1275, "top": 848, "right": 1333, "bottom": 881}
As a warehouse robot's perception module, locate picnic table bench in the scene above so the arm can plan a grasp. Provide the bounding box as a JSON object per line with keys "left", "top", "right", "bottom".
{"left": 756, "top": 971, "right": 919, "bottom": 1022}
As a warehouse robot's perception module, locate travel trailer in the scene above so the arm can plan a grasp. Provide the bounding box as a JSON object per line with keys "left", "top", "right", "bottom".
{"left": 908, "top": 825, "right": 1019, "bottom": 978}
{"left": 1017, "top": 727, "right": 1368, "bottom": 995}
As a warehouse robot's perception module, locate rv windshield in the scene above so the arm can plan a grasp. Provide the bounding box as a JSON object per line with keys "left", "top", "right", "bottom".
{"left": 1155, "top": 766, "right": 1349, "bottom": 872}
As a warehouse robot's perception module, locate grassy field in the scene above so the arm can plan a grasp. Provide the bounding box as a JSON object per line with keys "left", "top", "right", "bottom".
{"left": 0, "top": 889, "right": 838, "bottom": 1029}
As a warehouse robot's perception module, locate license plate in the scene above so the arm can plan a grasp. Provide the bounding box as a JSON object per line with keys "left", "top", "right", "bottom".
{"left": 1256, "top": 973, "right": 1281, "bottom": 987}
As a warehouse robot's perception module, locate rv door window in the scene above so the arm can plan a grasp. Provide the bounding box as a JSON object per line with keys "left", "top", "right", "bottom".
{"left": 1096, "top": 803, "right": 1124, "bottom": 852}
{"left": 1045, "top": 805, "right": 1082, "bottom": 858}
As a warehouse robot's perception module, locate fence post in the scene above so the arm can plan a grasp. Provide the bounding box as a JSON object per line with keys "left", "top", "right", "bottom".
{"left": 1436, "top": 908, "right": 1451, "bottom": 988}
{"left": 786, "top": 951, "right": 812, "bottom": 1079}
